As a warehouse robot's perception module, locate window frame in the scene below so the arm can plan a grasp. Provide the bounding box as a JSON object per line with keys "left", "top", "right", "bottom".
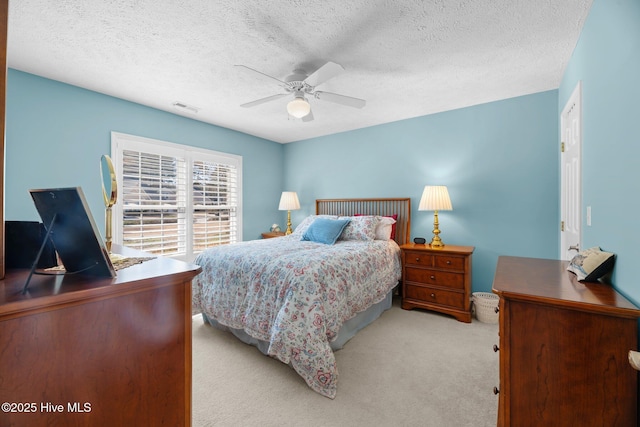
{"left": 111, "top": 131, "right": 243, "bottom": 261}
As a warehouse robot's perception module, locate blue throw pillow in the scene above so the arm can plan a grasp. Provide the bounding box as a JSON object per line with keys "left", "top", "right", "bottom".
{"left": 302, "top": 218, "right": 351, "bottom": 245}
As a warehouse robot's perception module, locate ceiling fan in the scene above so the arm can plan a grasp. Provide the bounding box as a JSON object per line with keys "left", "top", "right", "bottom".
{"left": 235, "top": 61, "right": 366, "bottom": 122}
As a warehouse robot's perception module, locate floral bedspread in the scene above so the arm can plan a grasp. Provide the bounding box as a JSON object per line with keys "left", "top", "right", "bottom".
{"left": 192, "top": 235, "right": 401, "bottom": 398}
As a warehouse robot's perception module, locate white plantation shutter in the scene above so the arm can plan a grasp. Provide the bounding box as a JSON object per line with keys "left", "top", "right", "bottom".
{"left": 121, "top": 150, "right": 187, "bottom": 255}
{"left": 192, "top": 160, "right": 239, "bottom": 251}
{"left": 112, "top": 132, "right": 242, "bottom": 260}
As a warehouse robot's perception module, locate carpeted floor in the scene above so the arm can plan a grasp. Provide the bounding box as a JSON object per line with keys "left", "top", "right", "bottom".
{"left": 192, "top": 297, "right": 499, "bottom": 427}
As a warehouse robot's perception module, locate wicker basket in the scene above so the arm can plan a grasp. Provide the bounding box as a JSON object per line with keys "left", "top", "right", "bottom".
{"left": 472, "top": 292, "right": 499, "bottom": 323}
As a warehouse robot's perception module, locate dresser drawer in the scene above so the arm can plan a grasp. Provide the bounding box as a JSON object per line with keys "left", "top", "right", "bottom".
{"left": 404, "top": 267, "right": 465, "bottom": 290}
{"left": 403, "top": 250, "right": 433, "bottom": 267}
{"left": 405, "top": 284, "right": 465, "bottom": 309}
{"left": 404, "top": 251, "right": 466, "bottom": 272}
{"left": 434, "top": 254, "right": 465, "bottom": 271}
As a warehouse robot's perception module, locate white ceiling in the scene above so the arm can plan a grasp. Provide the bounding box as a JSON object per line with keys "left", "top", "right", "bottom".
{"left": 7, "top": 0, "right": 593, "bottom": 144}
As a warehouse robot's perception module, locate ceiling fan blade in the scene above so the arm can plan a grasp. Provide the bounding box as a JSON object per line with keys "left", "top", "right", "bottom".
{"left": 235, "top": 65, "right": 288, "bottom": 88}
{"left": 240, "top": 93, "right": 289, "bottom": 108}
{"left": 304, "top": 61, "right": 344, "bottom": 87}
{"left": 301, "top": 109, "right": 314, "bottom": 122}
{"left": 314, "top": 91, "right": 366, "bottom": 109}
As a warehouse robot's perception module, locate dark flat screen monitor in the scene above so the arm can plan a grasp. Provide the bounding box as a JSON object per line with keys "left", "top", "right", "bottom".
{"left": 29, "top": 187, "right": 116, "bottom": 278}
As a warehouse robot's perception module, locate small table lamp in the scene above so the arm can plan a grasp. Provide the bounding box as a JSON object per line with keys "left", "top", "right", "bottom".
{"left": 419, "top": 185, "right": 452, "bottom": 248}
{"left": 279, "top": 191, "right": 300, "bottom": 235}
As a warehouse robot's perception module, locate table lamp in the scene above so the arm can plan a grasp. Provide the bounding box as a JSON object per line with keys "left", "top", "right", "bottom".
{"left": 418, "top": 185, "right": 452, "bottom": 248}
{"left": 279, "top": 191, "right": 300, "bottom": 235}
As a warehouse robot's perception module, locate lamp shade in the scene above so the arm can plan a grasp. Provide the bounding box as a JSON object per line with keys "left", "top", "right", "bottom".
{"left": 278, "top": 191, "right": 300, "bottom": 210}
{"left": 287, "top": 97, "right": 311, "bottom": 118}
{"left": 418, "top": 186, "right": 452, "bottom": 211}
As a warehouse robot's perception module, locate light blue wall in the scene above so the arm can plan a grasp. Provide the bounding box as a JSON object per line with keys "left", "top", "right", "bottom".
{"left": 284, "top": 91, "right": 560, "bottom": 292}
{"left": 6, "top": 69, "right": 284, "bottom": 242}
{"left": 559, "top": 0, "right": 640, "bottom": 305}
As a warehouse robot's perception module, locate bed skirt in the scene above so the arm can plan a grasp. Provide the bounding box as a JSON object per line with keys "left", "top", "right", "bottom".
{"left": 201, "top": 290, "right": 394, "bottom": 354}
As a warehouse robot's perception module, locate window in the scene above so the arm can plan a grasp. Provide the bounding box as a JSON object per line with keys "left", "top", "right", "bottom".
{"left": 111, "top": 132, "right": 242, "bottom": 261}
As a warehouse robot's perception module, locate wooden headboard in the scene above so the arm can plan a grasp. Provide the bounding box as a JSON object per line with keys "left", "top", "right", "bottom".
{"left": 315, "top": 198, "right": 411, "bottom": 246}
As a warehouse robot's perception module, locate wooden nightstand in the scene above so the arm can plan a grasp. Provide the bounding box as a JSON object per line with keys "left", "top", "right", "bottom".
{"left": 400, "top": 243, "right": 474, "bottom": 322}
{"left": 261, "top": 231, "right": 285, "bottom": 239}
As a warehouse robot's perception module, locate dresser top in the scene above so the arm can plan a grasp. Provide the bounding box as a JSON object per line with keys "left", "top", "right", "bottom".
{"left": 0, "top": 244, "right": 201, "bottom": 319}
{"left": 492, "top": 256, "right": 640, "bottom": 318}
{"left": 400, "top": 243, "right": 474, "bottom": 255}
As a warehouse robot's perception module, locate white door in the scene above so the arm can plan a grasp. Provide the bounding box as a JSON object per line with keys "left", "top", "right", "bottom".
{"left": 560, "top": 82, "right": 582, "bottom": 261}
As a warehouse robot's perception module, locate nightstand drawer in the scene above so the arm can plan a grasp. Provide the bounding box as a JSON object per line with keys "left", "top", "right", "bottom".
{"left": 403, "top": 250, "right": 433, "bottom": 267}
{"left": 404, "top": 267, "right": 464, "bottom": 290}
{"left": 434, "top": 255, "right": 465, "bottom": 271}
{"left": 405, "top": 285, "right": 465, "bottom": 309}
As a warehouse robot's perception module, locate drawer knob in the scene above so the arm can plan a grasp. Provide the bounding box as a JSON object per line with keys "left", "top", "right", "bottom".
{"left": 430, "top": 293, "right": 436, "bottom": 299}
{"left": 493, "top": 344, "right": 499, "bottom": 352}
{"left": 446, "top": 260, "right": 451, "bottom": 265}
{"left": 430, "top": 275, "right": 435, "bottom": 280}
{"left": 415, "top": 257, "right": 420, "bottom": 262}
{"left": 493, "top": 386, "right": 500, "bottom": 395}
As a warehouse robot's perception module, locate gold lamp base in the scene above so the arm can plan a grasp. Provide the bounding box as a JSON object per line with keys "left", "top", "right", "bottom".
{"left": 429, "top": 210, "right": 445, "bottom": 248}
{"left": 285, "top": 210, "right": 293, "bottom": 235}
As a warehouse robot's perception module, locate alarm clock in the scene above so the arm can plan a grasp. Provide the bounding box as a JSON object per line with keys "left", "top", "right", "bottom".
{"left": 413, "top": 237, "right": 426, "bottom": 244}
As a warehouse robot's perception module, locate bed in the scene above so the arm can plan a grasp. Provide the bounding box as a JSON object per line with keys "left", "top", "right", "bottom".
{"left": 192, "top": 198, "right": 411, "bottom": 398}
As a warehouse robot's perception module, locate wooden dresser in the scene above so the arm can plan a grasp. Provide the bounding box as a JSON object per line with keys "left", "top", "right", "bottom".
{"left": 492, "top": 256, "right": 640, "bottom": 427}
{"left": 400, "top": 244, "right": 474, "bottom": 322}
{"left": 0, "top": 245, "right": 201, "bottom": 426}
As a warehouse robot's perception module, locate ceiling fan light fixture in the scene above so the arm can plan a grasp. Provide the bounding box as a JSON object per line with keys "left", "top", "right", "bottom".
{"left": 287, "top": 96, "right": 311, "bottom": 118}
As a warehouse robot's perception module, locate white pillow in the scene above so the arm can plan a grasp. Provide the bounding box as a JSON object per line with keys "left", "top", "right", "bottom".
{"left": 375, "top": 216, "right": 396, "bottom": 240}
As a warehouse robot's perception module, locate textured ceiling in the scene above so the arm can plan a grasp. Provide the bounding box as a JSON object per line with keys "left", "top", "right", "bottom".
{"left": 8, "top": 0, "right": 593, "bottom": 143}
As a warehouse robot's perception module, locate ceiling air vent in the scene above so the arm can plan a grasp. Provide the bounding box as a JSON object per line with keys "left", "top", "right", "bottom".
{"left": 172, "top": 102, "right": 199, "bottom": 114}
